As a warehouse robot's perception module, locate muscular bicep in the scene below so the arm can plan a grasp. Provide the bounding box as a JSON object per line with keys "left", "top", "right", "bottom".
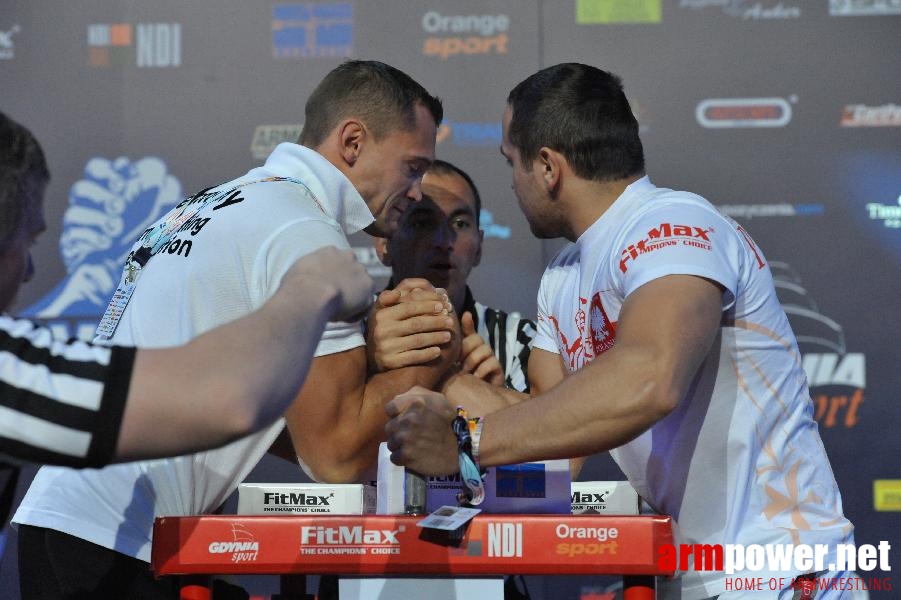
{"left": 615, "top": 274, "right": 724, "bottom": 409}
{"left": 527, "top": 347, "right": 567, "bottom": 395}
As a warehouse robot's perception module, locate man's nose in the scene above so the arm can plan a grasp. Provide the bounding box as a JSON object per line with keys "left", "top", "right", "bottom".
{"left": 407, "top": 178, "right": 424, "bottom": 202}
{"left": 433, "top": 223, "right": 455, "bottom": 249}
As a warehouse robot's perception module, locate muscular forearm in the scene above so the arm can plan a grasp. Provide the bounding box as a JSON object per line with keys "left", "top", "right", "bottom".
{"left": 443, "top": 371, "right": 527, "bottom": 415}
{"left": 288, "top": 355, "right": 452, "bottom": 483}
{"left": 475, "top": 345, "right": 671, "bottom": 469}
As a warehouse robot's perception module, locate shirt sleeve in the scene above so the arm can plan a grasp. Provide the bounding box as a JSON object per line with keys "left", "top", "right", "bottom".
{"left": 253, "top": 218, "right": 365, "bottom": 358}
{"left": 0, "top": 315, "right": 135, "bottom": 468}
{"left": 616, "top": 203, "right": 742, "bottom": 311}
{"left": 533, "top": 263, "right": 565, "bottom": 355}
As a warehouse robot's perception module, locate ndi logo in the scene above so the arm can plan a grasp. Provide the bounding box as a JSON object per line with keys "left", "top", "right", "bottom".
{"left": 23, "top": 157, "right": 182, "bottom": 340}
{"left": 87, "top": 23, "right": 182, "bottom": 68}
{"left": 272, "top": 3, "right": 353, "bottom": 59}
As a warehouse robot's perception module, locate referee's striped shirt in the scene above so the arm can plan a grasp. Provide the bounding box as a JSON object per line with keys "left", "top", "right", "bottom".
{"left": 0, "top": 314, "right": 134, "bottom": 467}
{"left": 461, "top": 287, "right": 536, "bottom": 393}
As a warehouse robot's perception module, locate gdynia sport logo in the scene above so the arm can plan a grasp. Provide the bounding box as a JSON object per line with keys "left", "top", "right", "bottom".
{"left": 658, "top": 541, "right": 892, "bottom": 593}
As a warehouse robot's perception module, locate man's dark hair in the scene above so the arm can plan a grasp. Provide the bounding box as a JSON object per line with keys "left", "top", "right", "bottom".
{"left": 299, "top": 60, "right": 443, "bottom": 147}
{"left": 506, "top": 63, "right": 644, "bottom": 182}
{"left": 427, "top": 159, "right": 481, "bottom": 227}
{"left": 0, "top": 111, "right": 49, "bottom": 249}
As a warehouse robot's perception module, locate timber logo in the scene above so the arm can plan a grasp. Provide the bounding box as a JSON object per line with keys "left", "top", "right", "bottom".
{"left": 771, "top": 261, "right": 866, "bottom": 429}
{"left": 696, "top": 97, "right": 794, "bottom": 128}
{"left": 22, "top": 157, "right": 182, "bottom": 340}
{"left": 619, "top": 223, "right": 713, "bottom": 273}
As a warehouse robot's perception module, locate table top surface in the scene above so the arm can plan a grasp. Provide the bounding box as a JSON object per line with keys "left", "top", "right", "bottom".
{"left": 151, "top": 513, "right": 675, "bottom": 576}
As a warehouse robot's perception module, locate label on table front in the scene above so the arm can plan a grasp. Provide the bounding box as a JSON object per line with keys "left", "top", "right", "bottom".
{"left": 151, "top": 514, "right": 674, "bottom": 576}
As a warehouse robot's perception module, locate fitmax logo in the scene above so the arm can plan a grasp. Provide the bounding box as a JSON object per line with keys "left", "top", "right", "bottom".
{"left": 620, "top": 223, "right": 713, "bottom": 273}
{"left": 571, "top": 491, "right": 609, "bottom": 504}
{"left": 300, "top": 526, "right": 401, "bottom": 545}
{"left": 263, "top": 492, "right": 332, "bottom": 506}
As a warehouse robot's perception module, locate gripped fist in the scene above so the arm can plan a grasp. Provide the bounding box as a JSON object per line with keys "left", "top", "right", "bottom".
{"left": 384, "top": 386, "right": 459, "bottom": 476}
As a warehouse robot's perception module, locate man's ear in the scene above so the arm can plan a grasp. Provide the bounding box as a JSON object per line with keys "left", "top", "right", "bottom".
{"left": 338, "top": 119, "right": 366, "bottom": 166}
{"left": 374, "top": 237, "right": 391, "bottom": 267}
{"left": 537, "top": 146, "right": 563, "bottom": 193}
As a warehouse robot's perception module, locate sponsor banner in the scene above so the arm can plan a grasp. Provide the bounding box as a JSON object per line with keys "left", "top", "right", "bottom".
{"left": 250, "top": 124, "right": 304, "bottom": 160}
{"left": 151, "top": 514, "right": 674, "bottom": 575}
{"left": 696, "top": 97, "right": 794, "bottom": 128}
{"left": 272, "top": 2, "right": 353, "bottom": 59}
{"left": 571, "top": 481, "right": 640, "bottom": 515}
{"left": 421, "top": 10, "right": 510, "bottom": 59}
{"left": 22, "top": 157, "right": 182, "bottom": 341}
{"left": 87, "top": 22, "right": 182, "bottom": 68}
{"left": 575, "top": 0, "right": 662, "bottom": 24}
{"left": 0, "top": 23, "right": 19, "bottom": 60}
{"left": 678, "top": 0, "right": 802, "bottom": 19}
{"left": 770, "top": 261, "right": 867, "bottom": 430}
{"left": 865, "top": 195, "right": 901, "bottom": 229}
{"left": 841, "top": 104, "right": 901, "bottom": 127}
{"left": 238, "top": 483, "right": 376, "bottom": 515}
{"left": 717, "top": 203, "right": 825, "bottom": 219}
{"left": 829, "top": 0, "right": 901, "bottom": 16}
{"left": 436, "top": 120, "right": 502, "bottom": 147}
{"left": 873, "top": 480, "right": 901, "bottom": 511}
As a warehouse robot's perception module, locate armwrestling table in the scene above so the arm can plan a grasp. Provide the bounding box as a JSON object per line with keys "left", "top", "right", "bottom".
{"left": 151, "top": 514, "right": 674, "bottom": 600}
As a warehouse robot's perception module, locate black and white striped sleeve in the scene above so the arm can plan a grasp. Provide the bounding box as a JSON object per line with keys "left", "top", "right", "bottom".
{"left": 475, "top": 302, "right": 536, "bottom": 394}
{"left": 0, "top": 315, "right": 134, "bottom": 468}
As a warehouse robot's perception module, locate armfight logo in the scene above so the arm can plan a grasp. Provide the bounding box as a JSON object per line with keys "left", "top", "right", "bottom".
{"left": 22, "top": 157, "right": 182, "bottom": 340}
{"left": 771, "top": 261, "right": 866, "bottom": 429}
{"left": 250, "top": 123, "right": 304, "bottom": 160}
{"left": 696, "top": 97, "right": 795, "bottom": 128}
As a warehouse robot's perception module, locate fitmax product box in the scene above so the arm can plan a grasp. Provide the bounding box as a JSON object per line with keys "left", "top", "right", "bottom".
{"left": 237, "top": 483, "right": 376, "bottom": 515}
{"left": 570, "top": 481, "right": 640, "bottom": 515}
